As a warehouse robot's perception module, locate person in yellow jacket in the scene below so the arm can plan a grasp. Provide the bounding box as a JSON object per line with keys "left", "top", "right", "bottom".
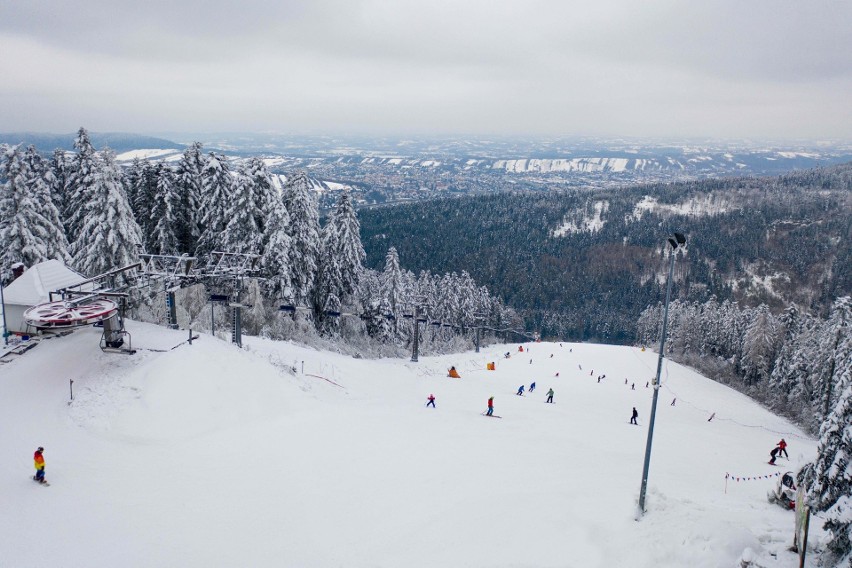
{"left": 33, "top": 447, "right": 46, "bottom": 484}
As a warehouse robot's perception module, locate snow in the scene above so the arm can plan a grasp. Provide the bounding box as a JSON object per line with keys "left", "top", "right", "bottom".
{"left": 628, "top": 195, "right": 733, "bottom": 221}
{"left": 553, "top": 201, "right": 609, "bottom": 236}
{"left": 493, "top": 157, "right": 639, "bottom": 173}
{"left": 0, "top": 321, "right": 821, "bottom": 567}
{"left": 2, "top": 260, "right": 90, "bottom": 306}
{"left": 114, "top": 149, "right": 180, "bottom": 162}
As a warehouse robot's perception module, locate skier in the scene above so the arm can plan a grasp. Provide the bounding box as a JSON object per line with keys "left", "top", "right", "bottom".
{"left": 546, "top": 388, "right": 554, "bottom": 403}
{"left": 624, "top": 378, "right": 628, "bottom": 385}
{"left": 670, "top": 398, "right": 676, "bottom": 406}
{"left": 769, "top": 446, "right": 781, "bottom": 465}
{"left": 646, "top": 382, "right": 649, "bottom": 388}
{"left": 550, "top": 354, "right": 554, "bottom": 358}
{"left": 555, "top": 372, "right": 560, "bottom": 377}
{"left": 630, "top": 407, "right": 638, "bottom": 425}
{"left": 631, "top": 383, "right": 635, "bottom": 390}
{"left": 776, "top": 439, "right": 788, "bottom": 459}
{"left": 529, "top": 382, "right": 536, "bottom": 393}
{"left": 33, "top": 447, "right": 46, "bottom": 484}
{"left": 426, "top": 394, "right": 436, "bottom": 408}
{"left": 486, "top": 396, "right": 495, "bottom": 416}
{"left": 516, "top": 385, "right": 525, "bottom": 396}
{"left": 597, "top": 376, "right": 601, "bottom": 383}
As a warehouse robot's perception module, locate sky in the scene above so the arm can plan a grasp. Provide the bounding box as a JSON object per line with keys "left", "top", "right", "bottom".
{"left": 1, "top": 0, "right": 850, "bottom": 139}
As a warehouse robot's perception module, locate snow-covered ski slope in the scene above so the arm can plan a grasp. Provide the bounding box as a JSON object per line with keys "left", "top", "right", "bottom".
{"left": 0, "top": 321, "right": 820, "bottom": 568}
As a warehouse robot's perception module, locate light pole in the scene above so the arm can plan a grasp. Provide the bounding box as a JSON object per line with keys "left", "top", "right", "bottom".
{"left": 637, "top": 232, "right": 685, "bottom": 517}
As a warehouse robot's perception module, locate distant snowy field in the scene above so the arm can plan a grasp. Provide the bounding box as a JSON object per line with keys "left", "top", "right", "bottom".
{"left": 0, "top": 321, "right": 821, "bottom": 567}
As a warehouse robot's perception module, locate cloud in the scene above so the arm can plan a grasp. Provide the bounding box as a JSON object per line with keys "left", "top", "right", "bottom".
{"left": 0, "top": 0, "right": 850, "bottom": 138}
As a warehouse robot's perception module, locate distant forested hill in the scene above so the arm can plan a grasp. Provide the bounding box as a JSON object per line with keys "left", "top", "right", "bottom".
{"left": 0, "top": 132, "right": 179, "bottom": 153}
{"left": 358, "top": 164, "right": 852, "bottom": 343}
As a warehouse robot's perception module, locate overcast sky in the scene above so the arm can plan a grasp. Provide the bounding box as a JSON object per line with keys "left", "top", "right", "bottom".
{"left": 1, "top": 0, "right": 850, "bottom": 139}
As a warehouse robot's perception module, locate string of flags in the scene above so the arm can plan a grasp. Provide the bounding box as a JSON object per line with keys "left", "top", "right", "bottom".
{"left": 726, "top": 471, "right": 783, "bottom": 482}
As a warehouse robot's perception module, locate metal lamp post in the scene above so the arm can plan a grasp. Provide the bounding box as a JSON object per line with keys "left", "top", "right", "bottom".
{"left": 637, "top": 232, "right": 686, "bottom": 517}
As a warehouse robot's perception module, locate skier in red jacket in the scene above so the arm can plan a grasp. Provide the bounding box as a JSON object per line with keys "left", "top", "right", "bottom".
{"left": 777, "top": 439, "right": 788, "bottom": 459}
{"left": 426, "top": 394, "right": 436, "bottom": 408}
{"left": 486, "top": 396, "right": 494, "bottom": 416}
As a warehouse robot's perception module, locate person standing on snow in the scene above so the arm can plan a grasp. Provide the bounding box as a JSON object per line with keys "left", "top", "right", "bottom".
{"left": 33, "top": 447, "right": 46, "bottom": 483}
{"left": 486, "top": 396, "right": 495, "bottom": 416}
{"left": 546, "top": 388, "right": 554, "bottom": 403}
{"left": 777, "top": 439, "right": 788, "bottom": 458}
{"left": 516, "top": 385, "right": 525, "bottom": 396}
{"left": 630, "top": 407, "right": 638, "bottom": 425}
{"left": 529, "top": 382, "right": 536, "bottom": 393}
{"left": 426, "top": 394, "right": 436, "bottom": 408}
{"left": 769, "top": 446, "right": 781, "bottom": 465}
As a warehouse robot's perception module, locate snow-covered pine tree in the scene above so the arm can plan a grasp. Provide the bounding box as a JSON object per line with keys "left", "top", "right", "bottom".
{"left": 64, "top": 127, "right": 100, "bottom": 244}
{"left": 328, "top": 192, "right": 365, "bottom": 301}
{"left": 382, "top": 247, "right": 404, "bottom": 323}
{"left": 219, "top": 168, "right": 263, "bottom": 255}
{"left": 768, "top": 305, "right": 804, "bottom": 411}
{"left": 259, "top": 181, "right": 292, "bottom": 301}
{"left": 49, "top": 148, "right": 70, "bottom": 225}
{"left": 0, "top": 145, "right": 59, "bottom": 283}
{"left": 805, "top": 311, "right": 852, "bottom": 565}
{"left": 132, "top": 160, "right": 159, "bottom": 251}
{"left": 816, "top": 297, "right": 852, "bottom": 420}
{"left": 174, "top": 142, "right": 205, "bottom": 253}
{"left": 740, "top": 304, "right": 779, "bottom": 386}
{"left": 195, "top": 154, "right": 234, "bottom": 258}
{"left": 23, "top": 146, "right": 71, "bottom": 264}
{"left": 149, "top": 163, "right": 182, "bottom": 255}
{"left": 245, "top": 158, "right": 277, "bottom": 253}
{"left": 71, "top": 149, "right": 143, "bottom": 279}
{"left": 314, "top": 212, "right": 343, "bottom": 329}
{"left": 282, "top": 171, "right": 320, "bottom": 307}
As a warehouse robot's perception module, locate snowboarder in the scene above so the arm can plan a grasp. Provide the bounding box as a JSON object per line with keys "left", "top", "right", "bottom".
{"left": 426, "top": 394, "right": 436, "bottom": 408}
{"left": 529, "top": 382, "right": 536, "bottom": 393}
{"left": 487, "top": 396, "right": 495, "bottom": 416}
{"left": 546, "top": 388, "right": 554, "bottom": 403}
{"left": 776, "top": 439, "right": 788, "bottom": 459}
{"left": 516, "top": 385, "right": 525, "bottom": 396}
{"left": 33, "top": 447, "right": 46, "bottom": 484}
{"left": 769, "top": 446, "right": 781, "bottom": 465}
{"left": 630, "top": 407, "right": 638, "bottom": 425}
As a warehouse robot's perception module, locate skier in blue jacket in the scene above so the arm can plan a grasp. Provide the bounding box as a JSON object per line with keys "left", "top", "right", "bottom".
{"left": 516, "top": 385, "right": 525, "bottom": 396}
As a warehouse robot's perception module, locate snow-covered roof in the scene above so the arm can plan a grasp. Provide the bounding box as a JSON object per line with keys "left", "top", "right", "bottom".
{"left": 2, "top": 260, "right": 89, "bottom": 306}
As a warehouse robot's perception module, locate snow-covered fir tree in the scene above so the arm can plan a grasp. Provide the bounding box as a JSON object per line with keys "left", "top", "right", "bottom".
{"left": 149, "top": 164, "right": 182, "bottom": 255}
{"left": 260, "top": 183, "right": 293, "bottom": 301}
{"left": 174, "top": 142, "right": 205, "bottom": 253}
{"left": 0, "top": 145, "right": 70, "bottom": 274}
{"left": 382, "top": 247, "right": 404, "bottom": 322}
{"left": 71, "top": 150, "right": 143, "bottom": 279}
{"left": 282, "top": 171, "right": 320, "bottom": 307}
{"left": 740, "top": 304, "right": 778, "bottom": 385}
{"left": 23, "top": 146, "right": 71, "bottom": 264}
{"left": 804, "top": 303, "right": 852, "bottom": 565}
{"left": 219, "top": 169, "right": 264, "bottom": 255}
{"left": 131, "top": 160, "right": 159, "bottom": 250}
{"left": 64, "top": 127, "right": 100, "bottom": 243}
{"left": 245, "top": 158, "right": 278, "bottom": 253}
{"left": 195, "top": 154, "right": 234, "bottom": 257}
{"left": 49, "top": 149, "right": 70, "bottom": 220}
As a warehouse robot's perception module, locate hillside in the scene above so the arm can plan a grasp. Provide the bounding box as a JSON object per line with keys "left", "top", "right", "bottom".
{"left": 0, "top": 321, "right": 820, "bottom": 567}
{"left": 358, "top": 164, "right": 852, "bottom": 342}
